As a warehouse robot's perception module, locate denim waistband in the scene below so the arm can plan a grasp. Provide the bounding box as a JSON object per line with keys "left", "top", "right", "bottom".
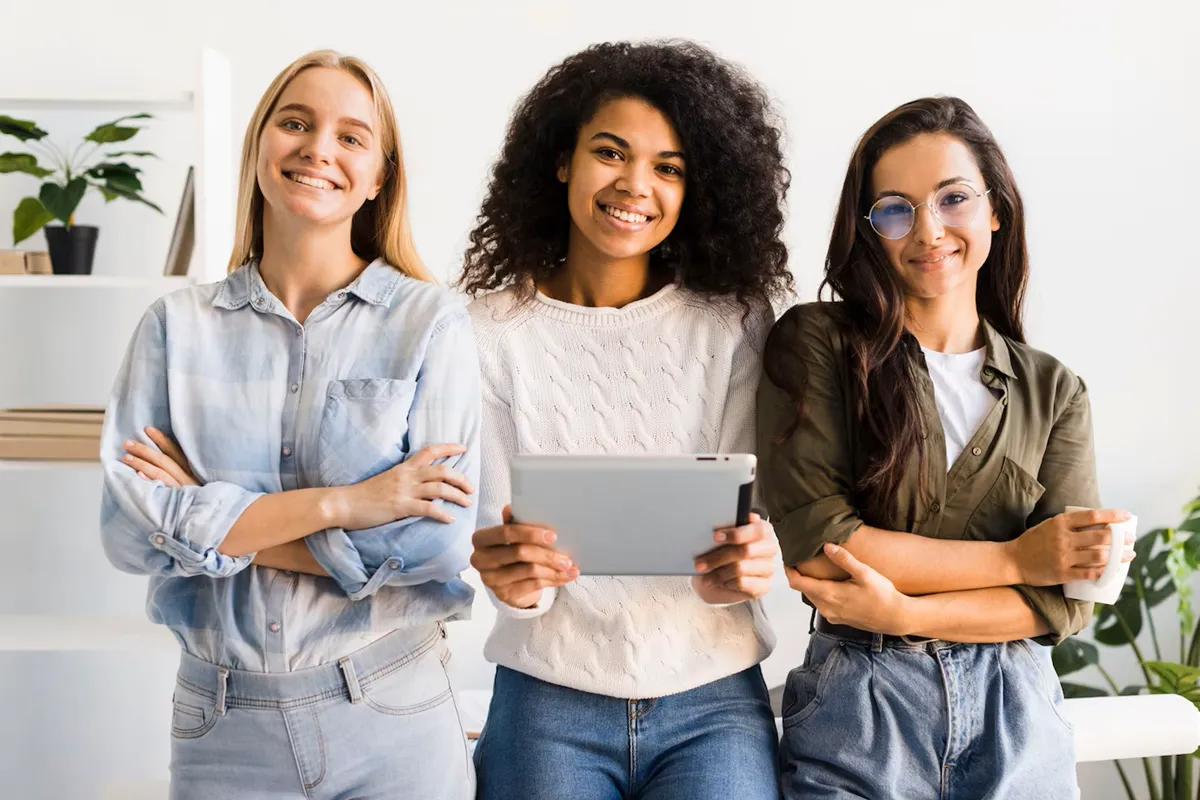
{"left": 175, "top": 623, "right": 444, "bottom": 711}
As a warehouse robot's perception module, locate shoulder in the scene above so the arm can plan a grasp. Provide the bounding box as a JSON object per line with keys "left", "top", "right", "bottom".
{"left": 763, "top": 301, "right": 850, "bottom": 370}
{"left": 1003, "top": 337, "right": 1088, "bottom": 410}
{"left": 382, "top": 270, "right": 469, "bottom": 333}
{"left": 674, "top": 290, "right": 776, "bottom": 350}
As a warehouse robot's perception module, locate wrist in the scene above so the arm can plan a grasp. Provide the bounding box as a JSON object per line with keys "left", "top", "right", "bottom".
{"left": 897, "top": 593, "right": 926, "bottom": 637}
{"left": 316, "top": 486, "right": 349, "bottom": 529}
{"left": 999, "top": 539, "right": 1025, "bottom": 586}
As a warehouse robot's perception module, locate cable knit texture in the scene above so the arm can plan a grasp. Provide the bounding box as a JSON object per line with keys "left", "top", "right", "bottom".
{"left": 469, "top": 283, "right": 777, "bottom": 699}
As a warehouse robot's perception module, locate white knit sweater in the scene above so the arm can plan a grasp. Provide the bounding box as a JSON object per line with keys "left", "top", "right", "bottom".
{"left": 468, "top": 283, "right": 777, "bottom": 699}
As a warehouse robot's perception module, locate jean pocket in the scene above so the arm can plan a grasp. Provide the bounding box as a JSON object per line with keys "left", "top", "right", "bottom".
{"left": 1012, "top": 638, "right": 1074, "bottom": 732}
{"left": 170, "top": 677, "right": 221, "bottom": 740}
{"left": 360, "top": 638, "right": 454, "bottom": 717}
{"left": 782, "top": 633, "right": 845, "bottom": 729}
{"left": 318, "top": 378, "right": 418, "bottom": 487}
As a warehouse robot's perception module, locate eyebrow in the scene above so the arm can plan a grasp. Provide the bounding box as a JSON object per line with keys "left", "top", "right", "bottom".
{"left": 275, "top": 103, "right": 374, "bottom": 134}
{"left": 590, "top": 131, "right": 685, "bottom": 160}
{"left": 876, "top": 176, "right": 975, "bottom": 201}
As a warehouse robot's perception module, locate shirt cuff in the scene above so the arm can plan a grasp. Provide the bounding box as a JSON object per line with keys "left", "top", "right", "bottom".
{"left": 774, "top": 498, "right": 865, "bottom": 565}
{"left": 1014, "top": 584, "right": 1094, "bottom": 645}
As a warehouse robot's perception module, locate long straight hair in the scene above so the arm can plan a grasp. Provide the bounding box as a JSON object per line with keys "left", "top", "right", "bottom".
{"left": 226, "top": 49, "right": 431, "bottom": 282}
{"left": 766, "top": 96, "right": 1029, "bottom": 523}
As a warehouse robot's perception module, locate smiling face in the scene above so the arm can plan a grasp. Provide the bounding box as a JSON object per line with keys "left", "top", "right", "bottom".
{"left": 256, "top": 66, "right": 384, "bottom": 230}
{"left": 870, "top": 132, "right": 1000, "bottom": 301}
{"left": 557, "top": 96, "right": 686, "bottom": 266}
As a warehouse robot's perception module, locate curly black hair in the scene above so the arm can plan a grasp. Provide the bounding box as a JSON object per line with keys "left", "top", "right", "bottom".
{"left": 459, "top": 39, "right": 793, "bottom": 307}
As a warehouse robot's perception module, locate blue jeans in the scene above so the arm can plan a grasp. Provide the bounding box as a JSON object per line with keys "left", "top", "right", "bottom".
{"left": 168, "top": 625, "right": 473, "bottom": 799}
{"left": 474, "top": 665, "right": 780, "bottom": 800}
{"left": 779, "top": 632, "right": 1078, "bottom": 800}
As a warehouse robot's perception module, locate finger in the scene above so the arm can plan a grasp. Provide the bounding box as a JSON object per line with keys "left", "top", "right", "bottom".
{"left": 470, "top": 542, "right": 571, "bottom": 571}
{"left": 695, "top": 539, "right": 778, "bottom": 572}
{"left": 500, "top": 575, "right": 576, "bottom": 602}
{"left": 411, "top": 500, "right": 455, "bottom": 524}
{"left": 123, "top": 440, "right": 184, "bottom": 477}
{"left": 480, "top": 562, "right": 577, "bottom": 589}
{"left": 712, "top": 519, "right": 771, "bottom": 546}
{"left": 703, "top": 558, "right": 776, "bottom": 585}
{"left": 714, "top": 576, "right": 772, "bottom": 598}
{"left": 1073, "top": 528, "right": 1135, "bottom": 550}
{"left": 787, "top": 571, "right": 836, "bottom": 600}
{"left": 474, "top": 523, "right": 556, "bottom": 548}
{"left": 415, "top": 481, "right": 473, "bottom": 508}
{"left": 501, "top": 505, "right": 514, "bottom": 525}
{"left": 122, "top": 454, "right": 181, "bottom": 488}
{"left": 145, "top": 426, "right": 188, "bottom": 466}
{"left": 1066, "top": 508, "right": 1132, "bottom": 529}
{"left": 1067, "top": 566, "right": 1110, "bottom": 582}
{"left": 416, "top": 465, "right": 474, "bottom": 495}
{"left": 821, "top": 543, "right": 872, "bottom": 581}
{"left": 406, "top": 443, "right": 468, "bottom": 467}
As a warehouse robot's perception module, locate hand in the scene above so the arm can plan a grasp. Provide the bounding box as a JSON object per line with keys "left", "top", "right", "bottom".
{"left": 470, "top": 505, "right": 578, "bottom": 610}
{"left": 123, "top": 427, "right": 200, "bottom": 487}
{"left": 1005, "top": 508, "right": 1135, "bottom": 586}
{"left": 329, "top": 444, "right": 474, "bottom": 530}
{"left": 691, "top": 513, "right": 779, "bottom": 604}
{"left": 787, "top": 543, "right": 912, "bottom": 635}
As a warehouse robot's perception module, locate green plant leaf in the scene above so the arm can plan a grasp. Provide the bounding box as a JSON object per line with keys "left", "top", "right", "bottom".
{"left": 86, "top": 162, "right": 143, "bottom": 193}
{"left": 1120, "top": 685, "right": 1144, "bottom": 696}
{"left": 1060, "top": 681, "right": 1109, "bottom": 699}
{"left": 1180, "top": 519, "right": 1200, "bottom": 535}
{"left": 12, "top": 196, "right": 55, "bottom": 243}
{"left": 1145, "top": 661, "right": 1200, "bottom": 711}
{"left": 0, "top": 115, "right": 48, "bottom": 142}
{"left": 103, "top": 151, "right": 157, "bottom": 159}
{"left": 1096, "top": 591, "right": 1144, "bottom": 646}
{"left": 84, "top": 113, "right": 152, "bottom": 144}
{"left": 1053, "top": 638, "right": 1100, "bottom": 676}
{"left": 38, "top": 178, "right": 88, "bottom": 223}
{"left": 95, "top": 182, "right": 163, "bottom": 213}
{"left": 0, "top": 152, "right": 53, "bottom": 177}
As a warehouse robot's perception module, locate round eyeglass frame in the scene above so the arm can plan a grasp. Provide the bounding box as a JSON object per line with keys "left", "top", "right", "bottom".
{"left": 863, "top": 185, "right": 992, "bottom": 240}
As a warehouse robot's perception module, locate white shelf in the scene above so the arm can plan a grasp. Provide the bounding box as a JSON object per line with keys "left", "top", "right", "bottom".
{"left": 0, "top": 460, "right": 101, "bottom": 471}
{"left": 0, "top": 91, "right": 194, "bottom": 112}
{"left": 0, "top": 275, "right": 194, "bottom": 289}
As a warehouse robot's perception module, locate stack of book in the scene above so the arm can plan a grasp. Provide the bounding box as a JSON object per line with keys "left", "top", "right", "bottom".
{"left": 0, "top": 406, "right": 105, "bottom": 461}
{"left": 0, "top": 250, "right": 52, "bottom": 275}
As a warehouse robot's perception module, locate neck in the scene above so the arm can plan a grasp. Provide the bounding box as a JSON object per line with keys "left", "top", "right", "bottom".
{"left": 538, "top": 229, "right": 670, "bottom": 308}
{"left": 258, "top": 210, "right": 367, "bottom": 322}
{"left": 903, "top": 283, "right": 984, "bottom": 354}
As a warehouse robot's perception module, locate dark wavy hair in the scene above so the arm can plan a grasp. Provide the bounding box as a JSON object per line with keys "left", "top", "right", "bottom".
{"left": 765, "top": 96, "right": 1029, "bottom": 524}
{"left": 458, "top": 40, "right": 792, "bottom": 308}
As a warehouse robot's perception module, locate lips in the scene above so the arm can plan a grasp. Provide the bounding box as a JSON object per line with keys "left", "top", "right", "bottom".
{"left": 600, "top": 203, "right": 654, "bottom": 225}
{"left": 284, "top": 171, "right": 339, "bottom": 191}
{"left": 909, "top": 250, "right": 958, "bottom": 265}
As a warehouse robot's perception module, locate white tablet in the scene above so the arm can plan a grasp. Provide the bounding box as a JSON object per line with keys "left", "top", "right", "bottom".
{"left": 509, "top": 454, "right": 756, "bottom": 575}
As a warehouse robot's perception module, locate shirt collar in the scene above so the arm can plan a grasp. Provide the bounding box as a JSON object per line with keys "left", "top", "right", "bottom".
{"left": 211, "top": 259, "right": 402, "bottom": 311}
{"left": 981, "top": 317, "right": 1017, "bottom": 381}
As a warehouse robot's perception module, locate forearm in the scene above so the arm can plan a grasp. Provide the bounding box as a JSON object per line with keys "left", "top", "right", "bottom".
{"left": 900, "top": 587, "right": 1051, "bottom": 643}
{"left": 798, "top": 525, "right": 1021, "bottom": 594}
{"left": 252, "top": 539, "right": 331, "bottom": 576}
{"left": 220, "top": 487, "right": 341, "bottom": 557}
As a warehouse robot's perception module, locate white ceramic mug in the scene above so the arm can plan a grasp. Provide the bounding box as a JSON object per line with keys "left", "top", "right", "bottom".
{"left": 1062, "top": 505, "right": 1138, "bottom": 605}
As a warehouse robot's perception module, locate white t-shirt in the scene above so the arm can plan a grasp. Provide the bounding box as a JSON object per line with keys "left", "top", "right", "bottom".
{"left": 920, "top": 346, "right": 998, "bottom": 467}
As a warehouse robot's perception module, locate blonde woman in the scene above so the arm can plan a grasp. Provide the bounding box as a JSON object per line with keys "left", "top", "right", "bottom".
{"left": 99, "top": 50, "right": 479, "bottom": 799}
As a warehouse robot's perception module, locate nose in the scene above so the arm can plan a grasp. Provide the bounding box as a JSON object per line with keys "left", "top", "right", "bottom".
{"left": 298, "top": 127, "right": 337, "bottom": 166}
{"left": 911, "top": 202, "right": 945, "bottom": 245}
{"left": 613, "top": 159, "right": 652, "bottom": 198}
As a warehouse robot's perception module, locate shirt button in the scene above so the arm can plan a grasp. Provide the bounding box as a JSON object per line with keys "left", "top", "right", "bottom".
{"left": 153, "top": 535, "right": 166, "bottom": 546}
{"left": 931, "top": 501, "right": 942, "bottom": 513}
{"left": 295, "top": 327, "right": 302, "bottom": 336}
{"left": 387, "top": 559, "right": 401, "bottom": 570}
{"left": 269, "top": 622, "right": 280, "bottom": 633}
{"left": 1002, "top": 396, "right": 1009, "bottom": 406}
{"left": 290, "top": 383, "right": 299, "bottom": 393}
{"left": 971, "top": 446, "right": 983, "bottom": 456}
{"left": 337, "top": 291, "right": 347, "bottom": 299}
{"left": 282, "top": 446, "right": 292, "bottom": 457}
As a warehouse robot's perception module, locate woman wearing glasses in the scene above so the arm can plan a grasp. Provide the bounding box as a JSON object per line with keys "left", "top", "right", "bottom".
{"left": 757, "top": 96, "right": 1133, "bottom": 798}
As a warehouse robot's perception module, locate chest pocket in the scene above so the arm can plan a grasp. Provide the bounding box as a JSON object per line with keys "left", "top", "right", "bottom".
{"left": 318, "top": 378, "right": 418, "bottom": 487}
{"left": 963, "top": 456, "right": 1046, "bottom": 542}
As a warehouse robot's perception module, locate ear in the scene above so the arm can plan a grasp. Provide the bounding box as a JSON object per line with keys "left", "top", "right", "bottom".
{"left": 556, "top": 163, "right": 569, "bottom": 184}
{"left": 990, "top": 208, "right": 1001, "bottom": 232}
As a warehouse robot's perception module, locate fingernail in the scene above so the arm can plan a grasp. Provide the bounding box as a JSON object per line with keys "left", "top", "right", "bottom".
{"left": 124, "top": 440, "right": 134, "bottom": 448}
{"left": 714, "top": 531, "right": 727, "bottom": 543}
{"left": 695, "top": 561, "right": 707, "bottom": 572}
{"left": 826, "top": 543, "right": 841, "bottom": 554}
{"left": 557, "top": 557, "right": 571, "bottom": 568}
{"left": 123, "top": 454, "right": 134, "bottom": 462}
{"left": 543, "top": 531, "right": 556, "bottom": 544}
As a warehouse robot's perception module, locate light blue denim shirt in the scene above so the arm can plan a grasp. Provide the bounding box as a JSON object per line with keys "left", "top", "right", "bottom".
{"left": 100, "top": 261, "right": 480, "bottom": 672}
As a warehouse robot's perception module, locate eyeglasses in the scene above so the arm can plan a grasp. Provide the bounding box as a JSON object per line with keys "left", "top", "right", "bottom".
{"left": 864, "top": 183, "right": 992, "bottom": 240}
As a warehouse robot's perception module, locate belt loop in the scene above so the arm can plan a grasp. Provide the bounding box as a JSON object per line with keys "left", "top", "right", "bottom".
{"left": 808, "top": 607, "right": 817, "bottom": 635}
{"left": 339, "top": 657, "right": 363, "bottom": 704}
{"left": 215, "top": 668, "right": 229, "bottom": 716}
{"left": 871, "top": 633, "right": 884, "bottom": 653}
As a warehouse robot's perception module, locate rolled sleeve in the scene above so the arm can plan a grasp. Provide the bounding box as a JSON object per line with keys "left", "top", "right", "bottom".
{"left": 757, "top": 305, "right": 865, "bottom": 565}
{"left": 1021, "top": 374, "right": 1101, "bottom": 642}
{"left": 306, "top": 307, "right": 482, "bottom": 600}
{"left": 99, "top": 303, "right": 263, "bottom": 579}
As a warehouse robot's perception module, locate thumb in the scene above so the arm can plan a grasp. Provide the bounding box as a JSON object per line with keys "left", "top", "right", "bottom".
{"left": 502, "top": 504, "right": 514, "bottom": 524}
{"left": 823, "top": 542, "right": 871, "bottom": 581}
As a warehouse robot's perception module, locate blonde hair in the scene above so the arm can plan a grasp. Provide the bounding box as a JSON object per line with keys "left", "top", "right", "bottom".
{"left": 227, "top": 49, "right": 432, "bottom": 282}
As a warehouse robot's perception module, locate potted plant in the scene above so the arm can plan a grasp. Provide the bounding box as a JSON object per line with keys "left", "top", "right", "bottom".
{"left": 1054, "top": 487, "right": 1200, "bottom": 800}
{"left": 0, "top": 113, "right": 162, "bottom": 274}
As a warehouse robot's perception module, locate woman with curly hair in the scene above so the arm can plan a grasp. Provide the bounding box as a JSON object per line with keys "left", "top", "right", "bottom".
{"left": 462, "top": 40, "right": 791, "bottom": 800}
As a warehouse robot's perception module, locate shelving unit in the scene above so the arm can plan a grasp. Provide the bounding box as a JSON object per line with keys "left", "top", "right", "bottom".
{"left": 0, "top": 47, "right": 234, "bottom": 800}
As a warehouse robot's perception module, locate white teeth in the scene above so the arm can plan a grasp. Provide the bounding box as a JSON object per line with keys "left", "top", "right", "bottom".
{"left": 287, "top": 173, "right": 336, "bottom": 190}
{"left": 603, "top": 205, "right": 649, "bottom": 224}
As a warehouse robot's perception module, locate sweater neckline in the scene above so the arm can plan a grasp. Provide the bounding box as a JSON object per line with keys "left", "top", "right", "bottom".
{"left": 530, "top": 281, "right": 686, "bottom": 327}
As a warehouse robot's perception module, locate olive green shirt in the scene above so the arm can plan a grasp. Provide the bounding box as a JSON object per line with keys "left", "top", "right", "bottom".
{"left": 757, "top": 302, "right": 1099, "bottom": 645}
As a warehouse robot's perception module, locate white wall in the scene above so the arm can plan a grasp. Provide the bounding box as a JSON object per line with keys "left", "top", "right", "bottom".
{"left": 1, "top": 1, "right": 1197, "bottom": 798}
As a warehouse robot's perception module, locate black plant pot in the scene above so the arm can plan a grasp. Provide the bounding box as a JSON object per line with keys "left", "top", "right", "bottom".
{"left": 44, "top": 225, "right": 99, "bottom": 275}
